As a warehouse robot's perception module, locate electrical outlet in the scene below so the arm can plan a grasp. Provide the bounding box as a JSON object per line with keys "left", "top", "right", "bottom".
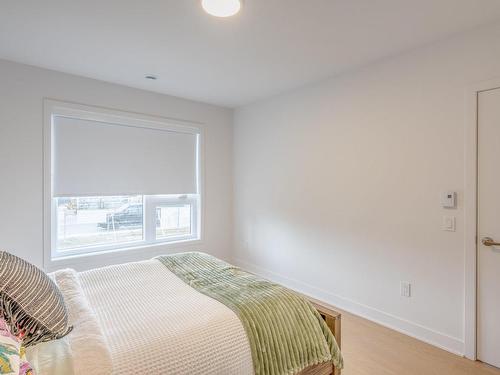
{"left": 400, "top": 282, "right": 411, "bottom": 298}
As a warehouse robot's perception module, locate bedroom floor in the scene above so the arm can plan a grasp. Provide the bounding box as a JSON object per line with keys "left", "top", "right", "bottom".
{"left": 340, "top": 310, "right": 500, "bottom": 375}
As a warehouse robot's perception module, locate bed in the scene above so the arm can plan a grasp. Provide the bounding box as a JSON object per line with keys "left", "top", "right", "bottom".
{"left": 26, "top": 253, "right": 342, "bottom": 375}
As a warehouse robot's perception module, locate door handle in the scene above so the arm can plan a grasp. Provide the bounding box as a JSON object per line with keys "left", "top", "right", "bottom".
{"left": 481, "top": 237, "right": 500, "bottom": 247}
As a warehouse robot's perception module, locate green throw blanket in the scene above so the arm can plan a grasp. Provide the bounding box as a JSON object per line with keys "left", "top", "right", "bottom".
{"left": 156, "top": 252, "right": 343, "bottom": 375}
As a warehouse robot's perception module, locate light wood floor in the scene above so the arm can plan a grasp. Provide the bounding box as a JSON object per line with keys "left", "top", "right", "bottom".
{"left": 340, "top": 309, "right": 500, "bottom": 375}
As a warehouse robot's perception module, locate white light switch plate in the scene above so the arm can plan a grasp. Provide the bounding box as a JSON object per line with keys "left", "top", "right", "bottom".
{"left": 442, "top": 216, "right": 456, "bottom": 231}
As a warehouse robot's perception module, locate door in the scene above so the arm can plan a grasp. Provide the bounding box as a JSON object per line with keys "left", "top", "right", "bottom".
{"left": 477, "top": 87, "right": 500, "bottom": 368}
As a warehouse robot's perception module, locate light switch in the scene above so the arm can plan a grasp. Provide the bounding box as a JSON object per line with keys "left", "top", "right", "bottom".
{"left": 442, "top": 216, "right": 456, "bottom": 231}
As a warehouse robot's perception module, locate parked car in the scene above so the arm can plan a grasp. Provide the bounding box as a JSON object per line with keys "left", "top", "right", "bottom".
{"left": 98, "top": 203, "right": 143, "bottom": 230}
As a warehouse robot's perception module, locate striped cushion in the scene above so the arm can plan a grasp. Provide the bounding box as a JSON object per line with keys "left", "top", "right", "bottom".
{"left": 0, "top": 251, "right": 72, "bottom": 347}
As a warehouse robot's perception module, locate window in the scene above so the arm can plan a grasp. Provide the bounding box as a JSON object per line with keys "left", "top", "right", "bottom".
{"left": 56, "top": 195, "right": 144, "bottom": 251}
{"left": 155, "top": 203, "right": 192, "bottom": 239}
{"left": 45, "top": 101, "right": 202, "bottom": 261}
{"left": 54, "top": 194, "right": 198, "bottom": 256}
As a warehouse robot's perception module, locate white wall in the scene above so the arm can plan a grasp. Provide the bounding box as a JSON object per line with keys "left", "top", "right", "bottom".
{"left": 0, "top": 59, "right": 233, "bottom": 271}
{"left": 233, "top": 22, "right": 500, "bottom": 355}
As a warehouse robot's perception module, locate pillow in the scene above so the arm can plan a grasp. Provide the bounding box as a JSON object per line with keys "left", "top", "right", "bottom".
{"left": 0, "top": 318, "right": 35, "bottom": 375}
{"left": 0, "top": 251, "right": 72, "bottom": 347}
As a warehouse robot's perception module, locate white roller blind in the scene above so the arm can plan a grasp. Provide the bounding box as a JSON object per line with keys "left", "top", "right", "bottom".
{"left": 53, "top": 115, "right": 198, "bottom": 197}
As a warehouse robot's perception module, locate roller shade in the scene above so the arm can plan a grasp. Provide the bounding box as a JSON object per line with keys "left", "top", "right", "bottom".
{"left": 53, "top": 115, "right": 198, "bottom": 197}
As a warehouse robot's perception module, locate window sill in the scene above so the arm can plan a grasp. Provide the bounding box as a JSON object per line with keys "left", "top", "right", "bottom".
{"left": 45, "top": 238, "right": 203, "bottom": 272}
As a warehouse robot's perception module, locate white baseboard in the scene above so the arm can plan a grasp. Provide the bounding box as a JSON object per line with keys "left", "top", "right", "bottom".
{"left": 234, "top": 258, "right": 465, "bottom": 356}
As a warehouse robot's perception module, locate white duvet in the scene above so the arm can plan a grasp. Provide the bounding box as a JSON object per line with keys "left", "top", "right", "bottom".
{"left": 27, "top": 259, "right": 254, "bottom": 375}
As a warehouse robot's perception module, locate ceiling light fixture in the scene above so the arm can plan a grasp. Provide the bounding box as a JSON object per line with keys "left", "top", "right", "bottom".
{"left": 145, "top": 75, "right": 158, "bottom": 80}
{"left": 201, "top": 0, "right": 241, "bottom": 18}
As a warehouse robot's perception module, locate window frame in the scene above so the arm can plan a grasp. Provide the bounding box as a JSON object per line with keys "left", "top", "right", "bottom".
{"left": 43, "top": 100, "right": 204, "bottom": 270}
{"left": 145, "top": 194, "right": 200, "bottom": 245}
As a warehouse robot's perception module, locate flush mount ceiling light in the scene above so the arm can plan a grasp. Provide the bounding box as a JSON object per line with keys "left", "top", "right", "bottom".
{"left": 201, "top": 0, "right": 241, "bottom": 17}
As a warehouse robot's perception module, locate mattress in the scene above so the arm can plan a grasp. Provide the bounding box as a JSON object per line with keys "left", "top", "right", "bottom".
{"left": 27, "top": 259, "right": 254, "bottom": 375}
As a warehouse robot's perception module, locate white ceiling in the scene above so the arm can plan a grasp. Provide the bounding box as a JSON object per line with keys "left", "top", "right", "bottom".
{"left": 1, "top": 1, "right": 500, "bottom": 107}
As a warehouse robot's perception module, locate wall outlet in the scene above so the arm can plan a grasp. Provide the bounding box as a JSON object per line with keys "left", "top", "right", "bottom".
{"left": 400, "top": 282, "right": 411, "bottom": 298}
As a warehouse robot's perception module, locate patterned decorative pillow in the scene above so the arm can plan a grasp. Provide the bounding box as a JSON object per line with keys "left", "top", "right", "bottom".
{"left": 0, "top": 251, "right": 72, "bottom": 347}
{"left": 0, "top": 318, "right": 35, "bottom": 375}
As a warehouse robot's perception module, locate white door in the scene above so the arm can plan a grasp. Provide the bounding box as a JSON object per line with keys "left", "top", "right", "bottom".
{"left": 477, "top": 87, "right": 500, "bottom": 368}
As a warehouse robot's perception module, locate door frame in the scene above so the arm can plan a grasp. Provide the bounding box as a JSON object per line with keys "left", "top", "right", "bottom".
{"left": 464, "top": 77, "right": 500, "bottom": 360}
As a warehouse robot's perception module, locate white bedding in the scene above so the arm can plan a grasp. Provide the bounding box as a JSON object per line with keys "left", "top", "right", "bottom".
{"left": 28, "top": 259, "right": 254, "bottom": 375}
{"left": 27, "top": 269, "right": 113, "bottom": 375}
